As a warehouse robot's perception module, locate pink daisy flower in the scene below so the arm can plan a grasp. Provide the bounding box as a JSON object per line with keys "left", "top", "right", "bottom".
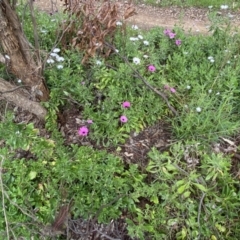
{"left": 168, "top": 32, "right": 176, "bottom": 39}
{"left": 175, "top": 39, "right": 182, "bottom": 46}
{"left": 122, "top": 101, "right": 131, "bottom": 108}
{"left": 164, "top": 29, "right": 172, "bottom": 36}
{"left": 170, "top": 87, "right": 176, "bottom": 93}
{"left": 78, "top": 126, "right": 89, "bottom": 136}
{"left": 148, "top": 65, "right": 156, "bottom": 72}
{"left": 120, "top": 116, "right": 128, "bottom": 123}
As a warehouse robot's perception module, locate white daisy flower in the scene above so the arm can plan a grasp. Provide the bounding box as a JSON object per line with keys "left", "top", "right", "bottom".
{"left": 143, "top": 40, "right": 149, "bottom": 46}
{"left": 5, "top": 55, "right": 10, "bottom": 59}
{"left": 143, "top": 55, "right": 148, "bottom": 59}
{"left": 196, "top": 107, "right": 202, "bottom": 112}
{"left": 186, "top": 85, "right": 191, "bottom": 89}
{"left": 130, "top": 37, "right": 138, "bottom": 41}
{"left": 50, "top": 53, "right": 59, "bottom": 57}
{"left": 47, "top": 58, "right": 55, "bottom": 64}
{"left": 116, "top": 21, "right": 122, "bottom": 26}
{"left": 138, "top": 35, "right": 143, "bottom": 39}
{"left": 57, "top": 64, "right": 63, "bottom": 69}
{"left": 132, "top": 25, "right": 138, "bottom": 30}
{"left": 133, "top": 57, "right": 140, "bottom": 65}
{"left": 53, "top": 48, "right": 60, "bottom": 53}
{"left": 208, "top": 89, "right": 212, "bottom": 93}
{"left": 56, "top": 56, "right": 65, "bottom": 62}
{"left": 17, "top": 79, "right": 22, "bottom": 83}
{"left": 96, "top": 60, "right": 102, "bottom": 65}
{"left": 220, "top": 5, "right": 228, "bottom": 10}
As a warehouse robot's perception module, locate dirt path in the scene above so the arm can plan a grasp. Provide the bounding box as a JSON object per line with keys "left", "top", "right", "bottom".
{"left": 128, "top": 4, "right": 240, "bottom": 33}
{"left": 34, "top": 0, "right": 240, "bottom": 34}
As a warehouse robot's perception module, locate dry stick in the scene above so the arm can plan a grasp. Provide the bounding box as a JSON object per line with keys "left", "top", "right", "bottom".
{"left": 3, "top": 189, "right": 40, "bottom": 224}
{"left": 88, "top": 194, "right": 127, "bottom": 238}
{"left": 28, "top": 0, "right": 40, "bottom": 59}
{"left": 197, "top": 192, "right": 206, "bottom": 240}
{"left": 50, "top": 0, "right": 58, "bottom": 13}
{"left": 0, "top": 85, "right": 29, "bottom": 95}
{"left": 95, "top": 229, "right": 121, "bottom": 240}
{"left": 0, "top": 155, "right": 10, "bottom": 240}
{"left": 104, "top": 41, "right": 178, "bottom": 116}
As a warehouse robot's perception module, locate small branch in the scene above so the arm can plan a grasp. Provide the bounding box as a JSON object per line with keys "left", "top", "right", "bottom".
{"left": 0, "top": 155, "right": 10, "bottom": 240}
{"left": 3, "top": 188, "right": 39, "bottom": 223}
{"left": 42, "top": 17, "right": 77, "bottom": 73}
{"left": 197, "top": 193, "right": 206, "bottom": 240}
{"left": 93, "top": 194, "right": 126, "bottom": 222}
{"left": 28, "top": 0, "right": 40, "bottom": 61}
{"left": 0, "top": 85, "right": 29, "bottom": 95}
{"left": 104, "top": 41, "right": 178, "bottom": 116}
{"left": 94, "top": 229, "right": 121, "bottom": 240}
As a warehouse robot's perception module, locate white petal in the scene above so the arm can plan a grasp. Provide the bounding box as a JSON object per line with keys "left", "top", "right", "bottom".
{"left": 53, "top": 48, "right": 60, "bottom": 53}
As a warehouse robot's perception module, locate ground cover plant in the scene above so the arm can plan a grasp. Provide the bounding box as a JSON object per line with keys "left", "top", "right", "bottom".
{"left": 1, "top": 0, "right": 240, "bottom": 239}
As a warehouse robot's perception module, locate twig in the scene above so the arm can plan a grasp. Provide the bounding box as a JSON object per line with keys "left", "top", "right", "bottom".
{"left": 88, "top": 194, "right": 127, "bottom": 236}
{"left": 41, "top": 17, "right": 76, "bottom": 73}
{"left": 51, "top": 201, "right": 73, "bottom": 233}
{"left": 0, "top": 85, "right": 29, "bottom": 95}
{"left": 93, "top": 194, "right": 126, "bottom": 222}
{"left": 104, "top": 41, "right": 178, "bottom": 116}
{"left": 94, "top": 229, "right": 121, "bottom": 240}
{"left": 3, "top": 189, "right": 40, "bottom": 223}
{"left": 50, "top": 0, "right": 58, "bottom": 13}
{"left": 197, "top": 192, "right": 206, "bottom": 240}
{"left": 28, "top": 0, "right": 41, "bottom": 62}
{"left": 0, "top": 155, "right": 10, "bottom": 240}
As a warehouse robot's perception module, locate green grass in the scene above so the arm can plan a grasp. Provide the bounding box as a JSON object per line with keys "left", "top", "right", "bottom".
{"left": 1, "top": 1, "right": 240, "bottom": 239}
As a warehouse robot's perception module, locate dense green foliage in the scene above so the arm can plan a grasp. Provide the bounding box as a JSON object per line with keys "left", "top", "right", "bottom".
{"left": 1, "top": 2, "right": 240, "bottom": 239}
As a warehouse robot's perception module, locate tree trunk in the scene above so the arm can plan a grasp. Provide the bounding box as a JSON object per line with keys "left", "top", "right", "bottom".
{"left": 0, "top": 78, "right": 47, "bottom": 120}
{"left": 0, "top": 0, "right": 49, "bottom": 102}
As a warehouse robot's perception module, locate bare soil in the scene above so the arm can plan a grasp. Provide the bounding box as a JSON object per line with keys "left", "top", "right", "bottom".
{"left": 34, "top": 0, "right": 240, "bottom": 34}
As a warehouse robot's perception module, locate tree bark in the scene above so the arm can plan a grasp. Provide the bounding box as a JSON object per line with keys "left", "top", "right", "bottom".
{"left": 0, "top": 78, "right": 47, "bottom": 120}
{"left": 0, "top": 0, "right": 49, "bottom": 102}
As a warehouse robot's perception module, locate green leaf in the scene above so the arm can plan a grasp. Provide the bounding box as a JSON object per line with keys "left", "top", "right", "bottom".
{"left": 183, "top": 191, "right": 191, "bottom": 198}
{"left": 175, "top": 179, "right": 186, "bottom": 187}
{"left": 177, "top": 184, "right": 188, "bottom": 194}
{"left": 150, "top": 195, "right": 159, "bottom": 204}
{"left": 28, "top": 171, "right": 37, "bottom": 180}
{"left": 193, "top": 183, "right": 207, "bottom": 192}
